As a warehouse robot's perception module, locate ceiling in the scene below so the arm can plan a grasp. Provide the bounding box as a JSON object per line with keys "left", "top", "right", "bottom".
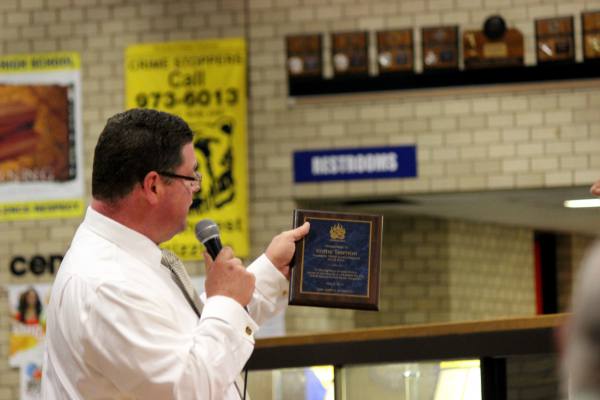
{"left": 316, "top": 186, "right": 600, "bottom": 236}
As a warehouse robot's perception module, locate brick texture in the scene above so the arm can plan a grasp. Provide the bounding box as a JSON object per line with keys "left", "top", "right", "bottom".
{"left": 0, "top": 0, "right": 596, "bottom": 398}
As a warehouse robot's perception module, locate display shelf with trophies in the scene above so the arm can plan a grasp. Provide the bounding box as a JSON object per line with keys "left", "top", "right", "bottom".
{"left": 286, "top": 14, "right": 600, "bottom": 98}
{"left": 287, "top": 62, "right": 600, "bottom": 97}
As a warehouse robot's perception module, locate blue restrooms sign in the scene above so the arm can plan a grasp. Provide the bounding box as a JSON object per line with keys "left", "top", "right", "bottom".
{"left": 293, "top": 145, "right": 417, "bottom": 183}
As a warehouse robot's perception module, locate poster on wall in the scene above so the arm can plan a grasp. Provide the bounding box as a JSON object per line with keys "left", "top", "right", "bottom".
{"left": 7, "top": 283, "right": 52, "bottom": 400}
{"left": 0, "top": 52, "right": 84, "bottom": 221}
{"left": 125, "top": 39, "right": 249, "bottom": 260}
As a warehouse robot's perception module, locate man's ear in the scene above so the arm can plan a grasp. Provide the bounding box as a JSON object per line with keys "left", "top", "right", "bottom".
{"left": 140, "top": 171, "right": 161, "bottom": 205}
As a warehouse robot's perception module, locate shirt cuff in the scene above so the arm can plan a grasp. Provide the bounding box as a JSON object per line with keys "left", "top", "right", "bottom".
{"left": 200, "top": 295, "right": 259, "bottom": 341}
{"left": 248, "top": 254, "right": 289, "bottom": 298}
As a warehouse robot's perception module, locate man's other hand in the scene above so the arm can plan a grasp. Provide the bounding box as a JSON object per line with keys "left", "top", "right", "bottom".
{"left": 265, "top": 222, "right": 310, "bottom": 279}
{"left": 591, "top": 179, "right": 600, "bottom": 196}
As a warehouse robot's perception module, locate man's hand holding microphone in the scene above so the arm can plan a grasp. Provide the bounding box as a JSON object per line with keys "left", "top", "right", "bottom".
{"left": 198, "top": 220, "right": 310, "bottom": 307}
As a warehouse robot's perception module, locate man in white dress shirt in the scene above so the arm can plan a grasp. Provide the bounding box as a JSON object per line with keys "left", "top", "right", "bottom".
{"left": 41, "top": 108, "right": 309, "bottom": 399}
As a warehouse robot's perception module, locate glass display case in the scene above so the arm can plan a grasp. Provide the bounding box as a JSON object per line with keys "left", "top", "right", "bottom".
{"left": 246, "top": 315, "right": 563, "bottom": 400}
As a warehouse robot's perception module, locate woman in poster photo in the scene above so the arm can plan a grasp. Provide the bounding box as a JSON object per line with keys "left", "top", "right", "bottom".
{"left": 15, "top": 287, "right": 42, "bottom": 326}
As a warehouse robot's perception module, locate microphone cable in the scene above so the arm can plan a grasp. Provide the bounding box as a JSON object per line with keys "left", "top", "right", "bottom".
{"left": 242, "top": 368, "right": 248, "bottom": 400}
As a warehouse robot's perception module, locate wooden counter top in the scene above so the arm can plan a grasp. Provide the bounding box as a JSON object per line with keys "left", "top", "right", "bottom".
{"left": 248, "top": 314, "right": 566, "bottom": 370}
{"left": 256, "top": 313, "right": 566, "bottom": 348}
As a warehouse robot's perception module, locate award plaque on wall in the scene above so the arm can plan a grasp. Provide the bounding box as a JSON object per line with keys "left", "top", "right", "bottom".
{"left": 463, "top": 16, "right": 523, "bottom": 69}
{"left": 422, "top": 26, "right": 459, "bottom": 71}
{"left": 463, "top": 29, "right": 524, "bottom": 68}
{"left": 289, "top": 209, "right": 382, "bottom": 310}
{"left": 582, "top": 11, "right": 600, "bottom": 61}
{"left": 535, "top": 16, "right": 575, "bottom": 64}
{"left": 286, "top": 34, "right": 323, "bottom": 78}
{"left": 376, "top": 29, "right": 414, "bottom": 74}
{"left": 331, "top": 31, "right": 369, "bottom": 76}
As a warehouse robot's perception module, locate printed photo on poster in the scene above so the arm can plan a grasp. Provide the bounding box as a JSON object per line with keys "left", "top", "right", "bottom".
{"left": 0, "top": 52, "right": 84, "bottom": 221}
{"left": 0, "top": 85, "right": 74, "bottom": 183}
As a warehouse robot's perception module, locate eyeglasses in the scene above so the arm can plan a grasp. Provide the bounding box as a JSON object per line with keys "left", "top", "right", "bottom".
{"left": 157, "top": 171, "right": 202, "bottom": 190}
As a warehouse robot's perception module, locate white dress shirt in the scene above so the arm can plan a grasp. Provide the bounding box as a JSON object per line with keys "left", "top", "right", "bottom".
{"left": 42, "top": 207, "right": 289, "bottom": 399}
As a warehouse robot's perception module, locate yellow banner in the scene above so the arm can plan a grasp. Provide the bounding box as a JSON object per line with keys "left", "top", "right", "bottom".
{"left": 0, "top": 199, "right": 84, "bottom": 221}
{"left": 125, "top": 39, "right": 249, "bottom": 260}
{"left": 0, "top": 52, "right": 80, "bottom": 73}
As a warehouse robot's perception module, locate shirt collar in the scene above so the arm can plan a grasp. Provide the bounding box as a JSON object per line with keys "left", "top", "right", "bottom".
{"left": 83, "top": 206, "right": 163, "bottom": 268}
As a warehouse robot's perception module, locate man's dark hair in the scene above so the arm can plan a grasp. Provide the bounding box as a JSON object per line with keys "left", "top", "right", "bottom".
{"left": 92, "top": 108, "right": 194, "bottom": 202}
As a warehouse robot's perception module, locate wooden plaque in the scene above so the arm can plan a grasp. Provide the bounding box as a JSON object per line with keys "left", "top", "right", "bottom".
{"left": 289, "top": 209, "right": 382, "bottom": 310}
{"left": 422, "top": 26, "right": 459, "bottom": 71}
{"left": 331, "top": 31, "right": 369, "bottom": 76}
{"left": 463, "top": 28, "right": 524, "bottom": 69}
{"left": 286, "top": 34, "right": 322, "bottom": 78}
{"left": 535, "top": 16, "right": 575, "bottom": 64}
{"left": 376, "top": 29, "right": 414, "bottom": 73}
{"left": 582, "top": 11, "right": 600, "bottom": 61}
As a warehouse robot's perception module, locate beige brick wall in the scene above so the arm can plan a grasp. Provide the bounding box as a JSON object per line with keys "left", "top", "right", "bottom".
{"left": 448, "top": 220, "right": 535, "bottom": 320}
{"left": 356, "top": 215, "right": 453, "bottom": 327}
{"left": 0, "top": 0, "right": 596, "bottom": 398}
{"left": 352, "top": 215, "right": 534, "bottom": 330}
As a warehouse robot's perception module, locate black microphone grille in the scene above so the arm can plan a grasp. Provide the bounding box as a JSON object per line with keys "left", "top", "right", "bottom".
{"left": 195, "top": 219, "right": 220, "bottom": 243}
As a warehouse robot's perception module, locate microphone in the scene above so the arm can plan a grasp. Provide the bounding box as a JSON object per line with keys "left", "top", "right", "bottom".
{"left": 195, "top": 219, "right": 222, "bottom": 259}
{"left": 195, "top": 219, "right": 249, "bottom": 314}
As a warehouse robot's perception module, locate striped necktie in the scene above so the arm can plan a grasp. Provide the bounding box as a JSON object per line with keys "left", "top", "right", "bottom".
{"left": 160, "top": 249, "right": 203, "bottom": 318}
{"left": 160, "top": 249, "right": 249, "bottom": 399}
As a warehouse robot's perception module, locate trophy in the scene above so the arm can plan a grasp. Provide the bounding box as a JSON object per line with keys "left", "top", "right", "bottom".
{"left": 582, "top": 11, "right": 600, "bottom": 61}
{"left": 376, "top": 29, "right": 414, "bottom": 74}
{"left": 535, "top": 16, "right": 575, "bottom": 64}
{"left": 289, "top": 210, "right": 382, "bottom": 310}
{"left": 331, "top": 31, "right": 369, "bottom": 76}
{"left": 463, "top": 15, "right": 524, "bottom": 69}
{"left": 285, "top": 34, "right": 323, "bottom": 78}
{"left": 422, "top": 26, "right": 459, "bottom": 71}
